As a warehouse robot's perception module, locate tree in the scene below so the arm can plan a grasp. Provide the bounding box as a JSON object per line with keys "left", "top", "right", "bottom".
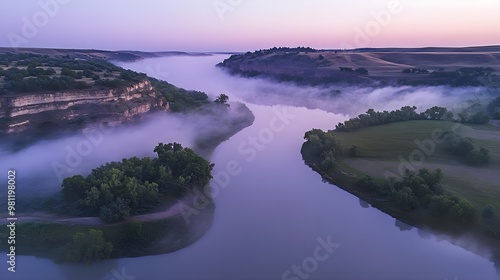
{"left": 355, "top": 68, "right": 368, "bottom": 75}
{"left": 482, "top": 205, "right": 495, "bottom": 219}
{"left": 429, "top": 195, "right": 455, "bottom": 216}
{"left": 450, "top": 199, "right": 478, "bottom": 226}
{"left": 393, "top": 187, "right": 417, "bottom": 211}
{"left": 418, "top": 168, "right": 443, "bottom": 193}
{"left": 214, "top": 94, "right": 229, "bottom": 106}
{"left": 62, "top": 175, "right": 89, "bottom": 201}
{"left": 348, "top": 146, "right": 358, "bottom": 157}
{"left": 424, "top": 106, "right": 448, "bottom": 120}
{"left": 61, "top": 229, "right": 113, "bottom": 262}
{"left": 466, "top": 147, "right": 491, "bottom": 165}
{"left": 467, "top": 111, "right": 491, "bottom": 124}
{"left": 487, "top": 97, "right": 500, "bottom": 119}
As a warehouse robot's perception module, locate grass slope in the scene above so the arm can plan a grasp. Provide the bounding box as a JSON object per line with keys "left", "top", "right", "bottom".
{"left": 334, "top": 120, "right": 500, "bottom": 209}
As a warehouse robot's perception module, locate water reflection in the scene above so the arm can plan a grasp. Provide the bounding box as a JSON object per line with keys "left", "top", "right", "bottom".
{"left": 359, "top": 198, "right": 370, "bottom": 209}
{"left": 395, "top": 219, "right": 414, "bottom": 232}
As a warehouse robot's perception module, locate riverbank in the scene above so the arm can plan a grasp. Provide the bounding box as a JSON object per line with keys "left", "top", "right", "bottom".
{"left": 301, "top": 120, "right": 500, "bottom": 268}
{"left": 0, "top": 102, "right": 255, "bottom": 262}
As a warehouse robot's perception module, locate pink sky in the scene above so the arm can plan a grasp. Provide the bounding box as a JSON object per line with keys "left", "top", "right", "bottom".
{"left": 1, "top": 0, "right": 499, "bottom": 51}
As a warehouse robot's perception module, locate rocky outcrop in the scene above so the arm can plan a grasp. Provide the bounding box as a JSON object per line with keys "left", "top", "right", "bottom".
{"left": 0, "top": 80, "right": 169, "bottom": 134}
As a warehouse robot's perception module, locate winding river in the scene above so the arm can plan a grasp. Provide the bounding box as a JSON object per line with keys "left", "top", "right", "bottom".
{"left": 1, "top": 55, "right": 498, "bottom": 280}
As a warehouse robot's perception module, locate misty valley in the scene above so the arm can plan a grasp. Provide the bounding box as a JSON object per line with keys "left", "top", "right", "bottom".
{"left": 0, "top": 48, "right": 500, "bottom": 280}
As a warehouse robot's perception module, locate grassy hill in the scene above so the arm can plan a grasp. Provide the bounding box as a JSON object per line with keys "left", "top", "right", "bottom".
{"left": 302, "top": 119, "right": 500, "bottom": 260}
{"left": 219, "top": 46, "right": 500, "bottom": 86}
{"left": 335, "top": 120, "right": 500, "bottom": 208}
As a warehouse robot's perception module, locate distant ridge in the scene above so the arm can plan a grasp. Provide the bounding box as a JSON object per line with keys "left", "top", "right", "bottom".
{"left": 0, "top": 47, "right": 212, "bottom": 61}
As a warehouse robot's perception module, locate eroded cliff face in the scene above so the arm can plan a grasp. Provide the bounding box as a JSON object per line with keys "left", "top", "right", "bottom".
{"left": 0, "top": 80, "right": 169, "bottom": 134}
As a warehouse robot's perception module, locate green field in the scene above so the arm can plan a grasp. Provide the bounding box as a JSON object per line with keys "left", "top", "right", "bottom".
{"left": 335, "top": 120, "right": 500, "bottom": 208}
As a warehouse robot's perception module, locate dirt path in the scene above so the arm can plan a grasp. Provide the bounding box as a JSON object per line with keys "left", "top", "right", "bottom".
{"left": 0, "top": 197, "right": 189, "bottom": 226}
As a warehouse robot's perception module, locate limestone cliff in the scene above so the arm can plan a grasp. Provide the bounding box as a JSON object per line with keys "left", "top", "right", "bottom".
{"left": 0, "top": 80, "right": 169, "bottom": 134}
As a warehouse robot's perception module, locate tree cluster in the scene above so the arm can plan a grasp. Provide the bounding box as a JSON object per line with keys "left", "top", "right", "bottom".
{"left": 214, "top": 93, "right": 229, "bottom": 107}
{"left": 149, "top": 77, "right": 208, "bottom": 111}
{"left": 59, "top": 229, "right": 113, "bottom": 262}
{"left": 0, "top": 53, "right": 147, "bottom": 93}
{"left": 303, "top": 129, "right": 343, "bottom": 170}
{"left": 339, "top": 67, "right": 369, "bottom": 75}
{"left": 361, "top": 169, "right": 478, "bottom": 226}
{"left": 336, "top": 106, "right": 421, "bottom": 131}
{"left": 335, "top": 106, "right": 455, "bottom": 132}
{"left": 402, "top": 68, "right": 429, "bottom": 74}
{"left": 62, "top": 143, "right": 214, "bottom": 223}
{"left": 442, "top": 130, "right": 490, "bottom": 165}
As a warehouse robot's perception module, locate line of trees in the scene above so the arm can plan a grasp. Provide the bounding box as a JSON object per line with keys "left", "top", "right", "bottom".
{"left": 334, "top": 103, "right": 499, "bottom": 132}
{"left": 61, "top": 143, "right": 214, "bottom": 223}
{"left": 400, "top": 67, "right": 496, "bottom": 87}
{"left": 335, "top": 106, "right": 454, "bottom": 131}
{"left": 339, "top": 67, "right": 369, "bottom": 75}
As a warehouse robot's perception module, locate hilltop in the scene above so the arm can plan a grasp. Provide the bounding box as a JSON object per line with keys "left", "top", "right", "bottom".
{"left": 218, "top": 46, "right": 500, "bottom": 87}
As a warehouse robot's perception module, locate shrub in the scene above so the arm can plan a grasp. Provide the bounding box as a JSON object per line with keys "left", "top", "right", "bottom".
{"left": 60, "top": 229, "right": 113, "bottom": 262}
{"left": 393, "top": 187, "right": 417, "bottom": 211}
{"left": 482, "top": 205, "right": 496, "bottom": 219}
{"left": 450, "top": 199, "right": 478, "bottom": 226}
{"left": 348, "top": 145, "right": 358, "bottom": 157}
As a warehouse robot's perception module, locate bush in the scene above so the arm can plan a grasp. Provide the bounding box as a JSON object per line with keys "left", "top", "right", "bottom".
{"left": 356, "top": 176, "right": 378, "bottom": 192}
{"left": 429, "top": 195, "right": 455, "bottom": 216}
{"left": 466, "top": 147, "right": 491, "bottom": 165}
{"left": 355, "top": 68, "right": 368, "bottom": 75}
{"left": 450, "top": 199, "right": 478, "bottom": 226}
{"left": 348, "top": 146, "right": 358, "bottom": 157}
{"left": 393, "top": 187, "right": 417, "bottom": 211}
{"left": 60, "top": 229, "right": 113, "bottom": 262}
{"left": 467, "top": 111, "right": 491, "bottom": 125}
{"left": 482, "top": 205, "right": 496, "bottom": 219}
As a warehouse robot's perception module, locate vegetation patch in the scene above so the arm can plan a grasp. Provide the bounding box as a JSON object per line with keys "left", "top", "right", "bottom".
{"left": 302, "top": 105, "right": 500, "bottom": 239}
{"left": 60, "top": 143, "right": 214, "bottom": 223}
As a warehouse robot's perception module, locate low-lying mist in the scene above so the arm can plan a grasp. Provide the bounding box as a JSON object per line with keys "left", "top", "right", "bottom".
{"left": 0, "top": 108, "right": 243, "bottom": 204}
{"left": 3, "top": 54, "right": 497, "bottom": 209}
{"left": 118, "top": 55, "right": 498, "bottom": 120}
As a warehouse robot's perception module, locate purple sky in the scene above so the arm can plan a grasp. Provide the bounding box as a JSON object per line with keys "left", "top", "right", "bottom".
{"left": 1, "top": 0, "right": 499, "bottom": 52}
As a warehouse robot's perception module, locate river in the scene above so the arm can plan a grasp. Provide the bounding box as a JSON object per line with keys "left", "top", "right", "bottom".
{"left": 1, "top": 55, "right": 498, "bottom": 280}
